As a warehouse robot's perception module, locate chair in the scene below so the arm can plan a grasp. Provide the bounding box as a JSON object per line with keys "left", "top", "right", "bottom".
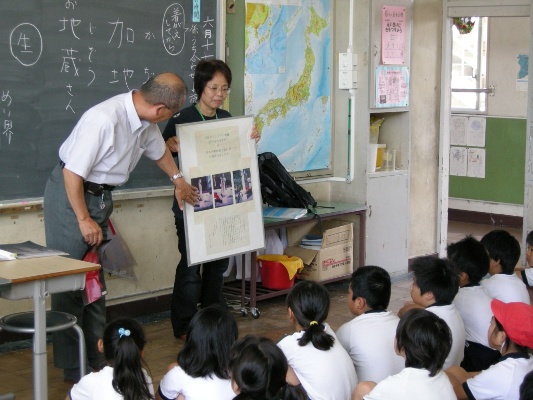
{"left": 0, "top": 311, "right": 86, "bottom": 377}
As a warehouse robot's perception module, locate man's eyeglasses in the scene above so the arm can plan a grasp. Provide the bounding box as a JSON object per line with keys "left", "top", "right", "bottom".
{"left": 206, "top": 85, "right": 231, "bottom": 94}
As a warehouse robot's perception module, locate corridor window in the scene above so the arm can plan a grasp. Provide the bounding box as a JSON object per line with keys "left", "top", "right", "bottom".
{"left": 451, "top": 17, "right": 488, "bottom": 113}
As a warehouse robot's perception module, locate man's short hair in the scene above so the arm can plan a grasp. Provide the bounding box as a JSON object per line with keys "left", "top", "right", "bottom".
{"left": 140, "top": 72, "right": 187, "bottom": 110}
{"left": 480, "top": 230, "right": 521, "bottom": 274}
{"left": 349, "top": 266, "right": 391, "bottom": 310}
{"left": 447, "top": 235, "right": 489, "bottom": 284}
{"left": 396, "top": 309, "right": 452, "bottom": 376}
{"left": 411, "top": 256, "right": 459, "bottom": 304}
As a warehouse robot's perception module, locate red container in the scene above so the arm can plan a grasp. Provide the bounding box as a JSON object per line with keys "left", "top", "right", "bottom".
{"left": 259, "top": 259, "right": 295, "bottom": 290}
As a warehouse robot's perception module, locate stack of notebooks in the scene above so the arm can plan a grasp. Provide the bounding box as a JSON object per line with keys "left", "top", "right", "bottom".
{"left": 299, "top": 234, "right": 323, "bottom": 250}
{"left": 262, "top": 207, "right": 308, "bottom": 220}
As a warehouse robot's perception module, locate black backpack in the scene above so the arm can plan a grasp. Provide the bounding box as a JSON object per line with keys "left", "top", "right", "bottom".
{"left": 257, "top": 152, "right": 317, "bottom": 210}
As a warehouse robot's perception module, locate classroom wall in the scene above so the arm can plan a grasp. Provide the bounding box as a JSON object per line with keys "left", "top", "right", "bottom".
{"left": 0, "top": 0, "right": 445, "bottom": 315}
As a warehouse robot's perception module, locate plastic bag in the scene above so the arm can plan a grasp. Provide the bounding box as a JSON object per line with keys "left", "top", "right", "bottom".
{"left": 82, "top": 246, "right": 103, "bottom": 305}
{"left": 98, "top": 219, "right": 138, "bottom": 280}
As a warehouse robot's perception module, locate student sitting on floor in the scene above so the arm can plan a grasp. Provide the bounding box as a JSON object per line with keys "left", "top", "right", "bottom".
{"left": 517, "top": 230, "right": 533, "bottom": 295}
{"left": 520, "top": 370, "right": 533, "bottom": 400}
{"left": 398, "top": 256, "right": 465, "bottom": 369}
{"left": 352, "top": 308, "right": 456, "bottom": 400}
{"left": 480, "top": 229, "right": 530, "bottom": 304}
{"left": 448, "top": 235, "right": 501, "bottom": 372}
{"left": 446, "top": 299, "right": 533, "bottom": 400}
{"left": 229, "top": 335, "right": 307, "bottom": 400}
{"left": 336, "top": 266, "right": 404, "bottom": 382}
{"left": 277, "top": 280, "right": 358, "bottom": 400}
{"left": 67, "top": 318, "right": 154, "bottom": 400}
{"left": 156, "top": 305, "right": 238, "bottom": 400}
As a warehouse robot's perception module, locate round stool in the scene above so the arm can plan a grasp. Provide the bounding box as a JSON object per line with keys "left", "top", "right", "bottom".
{"left": 0, "top": 311, "right": 86, "bottom": 377}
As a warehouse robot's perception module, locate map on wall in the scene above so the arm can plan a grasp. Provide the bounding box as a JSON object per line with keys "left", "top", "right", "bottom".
{"left": 244, "top": 0, "right": 332, "bottom": 172}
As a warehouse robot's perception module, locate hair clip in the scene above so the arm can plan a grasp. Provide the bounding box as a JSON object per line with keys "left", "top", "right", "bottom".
{"left": 118, "top": 327, "right": 131, "bottom": 338}
{"left": 309, "top": 321, "right": 318, "bottom": 326}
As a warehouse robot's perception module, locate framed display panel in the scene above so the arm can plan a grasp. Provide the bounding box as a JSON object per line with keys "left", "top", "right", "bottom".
{"left": 177, "top": 116, "right": 265, "bottom": 266}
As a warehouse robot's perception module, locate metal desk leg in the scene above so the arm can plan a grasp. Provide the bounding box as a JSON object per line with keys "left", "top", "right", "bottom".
{"left": 250, "top": 251, "right": 257, "bottom": 309}
{"left": 359, "top": 212, "right": 366, "bottom": 266}
{"left": 240, "top": 254, "right": 246, "bottom": 310}
{"left": 33, "top": 280, "right": 48, "bottom": 400}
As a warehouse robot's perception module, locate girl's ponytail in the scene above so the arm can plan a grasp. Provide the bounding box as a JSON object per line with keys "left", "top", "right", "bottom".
{"left": 286, "top": 281, "right": 334, "bottom": 351}
{"left": 103, "top": 318, "right": 153, "bottom": 400}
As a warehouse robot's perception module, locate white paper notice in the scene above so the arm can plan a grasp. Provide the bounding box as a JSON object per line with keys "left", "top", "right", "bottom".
{"left": 450, "top": 116, "right": 468, "bottom": 146}
{"left": 450, "top": 147, "right": 467, "bottom": 176}
{"left": 466, "top": 117, "right": 486, "bottom": 147}
{"left": 467, "top": 148, "right": 485, "bottom": 178}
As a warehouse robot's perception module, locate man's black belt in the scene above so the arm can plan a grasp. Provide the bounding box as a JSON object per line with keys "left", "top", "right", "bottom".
{"left": 59, "top": 160, "right": 116, "bottom": 195}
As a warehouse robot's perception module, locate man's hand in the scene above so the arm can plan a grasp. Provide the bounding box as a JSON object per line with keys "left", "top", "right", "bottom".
{"left": 63, "top": 168, "right": 104, "bottom": 246}
{"left": 78, "top": 217, "right": 104, "bottom": 247}
{"left": 173, "top": 177, "right": 199, "bottom": 210}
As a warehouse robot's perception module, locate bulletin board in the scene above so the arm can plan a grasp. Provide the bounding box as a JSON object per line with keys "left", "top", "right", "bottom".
{"left": 449, "top": 117, "right": 526, "bottom": 204}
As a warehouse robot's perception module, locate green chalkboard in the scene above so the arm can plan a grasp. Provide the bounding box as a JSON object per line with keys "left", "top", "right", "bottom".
{"left": 449, "top": 117, "right": 526, "bottom": 205}
{"left": 0, "top": 0, "right": 221, "bottom": 202}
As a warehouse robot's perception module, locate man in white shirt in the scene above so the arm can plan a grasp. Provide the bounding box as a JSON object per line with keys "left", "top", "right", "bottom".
{"left": 44, "top": 73, "right": 197, "bottom": 382}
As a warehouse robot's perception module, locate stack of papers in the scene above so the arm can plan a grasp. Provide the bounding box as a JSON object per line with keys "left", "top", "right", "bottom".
{"left": 0, "top": 241, "right": 68, "bottom": 261}
{"left": 299, "top": 234, "right": 323, "bottom": 250}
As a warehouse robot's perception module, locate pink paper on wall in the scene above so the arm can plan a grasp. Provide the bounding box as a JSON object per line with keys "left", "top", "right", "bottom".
{"left": 381, "top": 5, "right": 406, "bottom": 65}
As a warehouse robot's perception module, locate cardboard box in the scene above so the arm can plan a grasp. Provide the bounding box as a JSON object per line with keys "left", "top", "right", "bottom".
{"left": 284, "top": 220, "right": 353, "bottom": 281}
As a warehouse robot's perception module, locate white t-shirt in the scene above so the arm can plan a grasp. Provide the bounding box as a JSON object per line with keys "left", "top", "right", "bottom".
{"left": 363, "top": 368, "right": 456, "bottom": 400}
{"left": 522, "top": 269, "right": 533, "bottom": 286}
{"left": 453, "top": 285, "right": 493, "bottom": 347}
{"left": 69, "top": 366, "right": 154, "bottom": 400}
{"left": 59, "top": 91, "right": 166, "bottom": 186}
{"left": 158, "top": 364, "right": 234, "bottom": 400}
{"left": 464, "top": 354, "right": 533, "bottom": 400}
{"left": 426, "top": 304, "right": 466, "bottom": 369}
{"left": 336, "top": 311, "right": 404, "bottom": 382}
{"left": 278, "top": 323, "right": 358, "bottom": 400}
{"left": 482, "top": 274, "right": 530, "bottom": 304}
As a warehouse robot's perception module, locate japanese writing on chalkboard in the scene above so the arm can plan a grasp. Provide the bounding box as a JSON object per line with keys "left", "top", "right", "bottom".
{"left": 0, "top": 0, "right": 220, "bottom": 201}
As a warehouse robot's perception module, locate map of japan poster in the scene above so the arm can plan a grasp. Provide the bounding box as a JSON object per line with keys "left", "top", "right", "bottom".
{"left": 177, "top": 116, "right": 265, "bottom": 266}
{"left": 244, "top": 0, "right": 332, "bottom": 173}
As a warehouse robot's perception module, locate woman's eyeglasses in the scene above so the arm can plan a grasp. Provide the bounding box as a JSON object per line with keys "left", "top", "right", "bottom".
{"left": 206, "top": 85, "right": 231, "bottom": 94}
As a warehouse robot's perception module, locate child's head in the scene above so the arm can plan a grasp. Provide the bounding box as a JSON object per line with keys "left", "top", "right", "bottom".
{"left": 395, "top": 309, "right": 452, "bottom": 377}
{"left": 348, "top": 265, "right": 391, "bottom": 315}
{"left": 286, "top": 280, "right": 334, "bottom": 351}
{"left": 526, "top": 230, "right": 533, "bottom": 267}
{"left": 446, "top": 235, "right": 490, "bottom": 285}
{"left": 229, "top": 335, "right": 307, "bottom": 400}
{"left": 488, "top": 299, "right": 533, "bottom": 353}
{"left": 480, "top": 229, "right": 520, "bottom": 275}
{"left": 410, "top": 256, "right": 459, "bottom": 307}
{"left": 101, "top": 318, "right": 152, "bottom": 400}
{"left": 178, "top": 304, "right": 238, "bottom": 379}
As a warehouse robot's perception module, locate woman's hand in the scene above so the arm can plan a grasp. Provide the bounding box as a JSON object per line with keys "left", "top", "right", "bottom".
{"left": 165, "top": 136, "right": 180, "bottom": 153}
{"left": 250, "top": 125, "right": 261, "bottom": 143}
